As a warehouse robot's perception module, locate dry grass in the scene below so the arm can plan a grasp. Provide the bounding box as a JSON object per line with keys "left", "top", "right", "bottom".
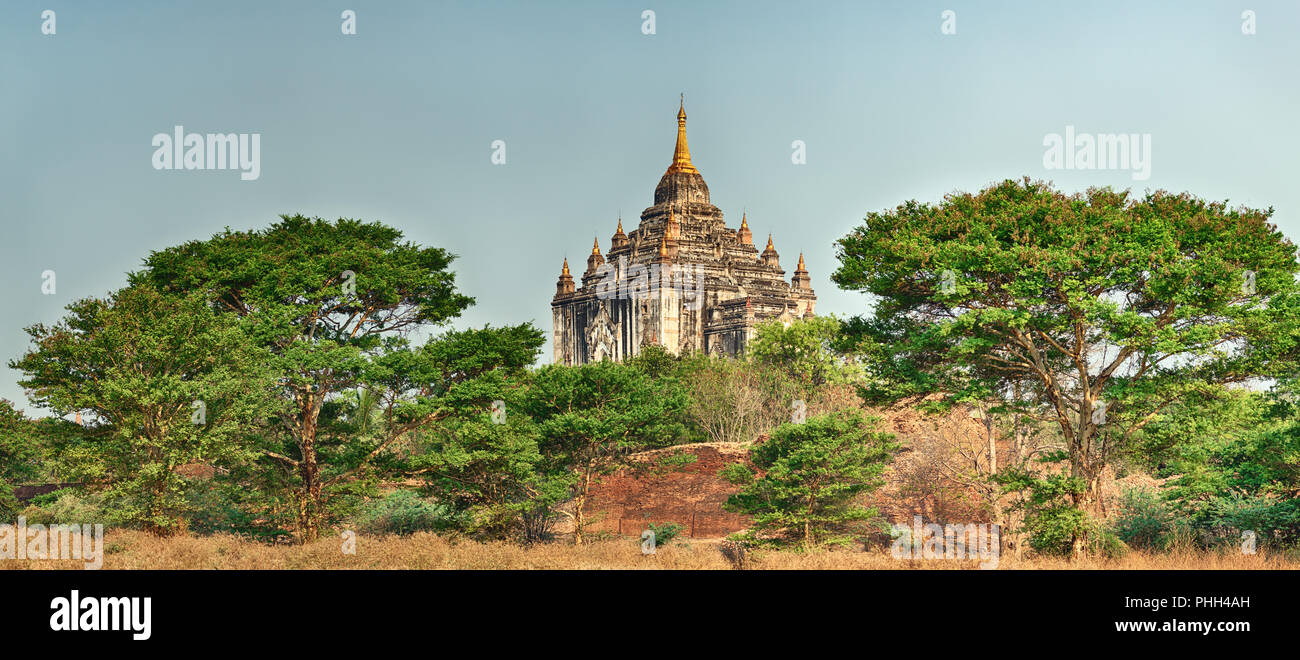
{"left": 3, "top": 529, "right": 1297, "bottom": 570}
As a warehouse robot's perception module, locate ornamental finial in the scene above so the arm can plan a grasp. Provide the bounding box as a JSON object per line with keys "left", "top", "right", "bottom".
{"left": 666, "top": 95, "right": 698, "bottom": 175}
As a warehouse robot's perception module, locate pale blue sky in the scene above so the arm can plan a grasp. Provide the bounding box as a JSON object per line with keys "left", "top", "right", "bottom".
{"left": 3, "top": 1, "right": 1298, "bottom": 414}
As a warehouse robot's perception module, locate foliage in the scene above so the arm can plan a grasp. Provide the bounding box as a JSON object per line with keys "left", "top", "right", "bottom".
{"left": 0, "top": 399, "right": 44, "bottom": 519}
{"left": 834, "top": 178, "right": 1300, "bottom": 517}
{"left": 129, "top": 215, "right": 475, "bottom": 540}
{"left": 1111, "top": 487, "right": 1187, "bottom": 551}
{"left": 383, "top": 324, "right": 556, "bottom": 542}
{"left": 412, "top": 413, "right": 568, "bottom": 543}
{"left": 644, "top": 521, "right": 684, "bottom": 546}
{"left": 719, "top": 462, "right": 754, "bottom": 486}
{"left": 523, "top": 361, "right": 690, "bottom": 544}
{"left": 625, "top": 344, "right": 682, "bottom": 379}
{"left": 724, "top": 411, "right": 897, "bottom": 548}
{"left": 181, "top": 479, "right": 294, "bottom": 541}
{"left": 1140, "top": 384, "right": 1300, "bottom": 546}
{"left": 997, "top": 459, "right": 1122, "bottom": 557}
{"left": 1200, "top": 492, "right": 1300, "bottom": 549}
{"left": 746, "top": 316, "right": 864, "bottom": 394}
{"left": 353, "top": 489, "right": 459, "bottom": 536}
{"left": 656, "top": 450, "right": 699, "bottom": 471}
{"left": 10, "top": 286, "right": 279, "bottom": 534}
{"left": 17, "top": 488, "right": 109, "bottom": 527}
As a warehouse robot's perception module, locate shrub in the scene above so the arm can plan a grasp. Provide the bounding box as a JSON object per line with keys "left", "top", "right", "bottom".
{"left": 644, "top": 521, "right": 684, "bottom": 547}
{"left": 723, "top": 410, "right": 896, "bottom": 548}
{"left": 18, "top": 488, "right": 110, "bottom": 527}
{"left": 1200, "top": 493, "right": 1300, "bottom": 549}
{"left": 999, "top": 466, "right": 1110, "bottom": 558}
{"left": 719, "top": 462, "right": 754, "bottom": 486}
{"left": 1112, "top": 487, "right": 1185, "bottom": 551}
{"left": 1024, "top": 502, "right": 1093, "bottom": 557}
{"left": 352, "top": 490, "right": 458, "bottom": 536}
{"left": 184, "top": 480, "right": 294, "bottom": 542}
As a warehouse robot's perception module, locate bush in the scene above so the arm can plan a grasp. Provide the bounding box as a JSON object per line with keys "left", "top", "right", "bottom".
{"left": 723, "top": 410, "right": 896, "bottom": 548}
{"left": 999, "top": 467, "right": 1111, "bottom": 558}
{"left": 352, "top": 490, "right": 458, "bottom": 536}
{"left": 1023, "top": 503, "right": 1093, "bottom": 557}
{"left": 184, "top": 481, "right": 294, "bottom": 542}
{"left": 1112, "top": 487, "right": 1185, "bottom": 551}
{"left": 18, "top": 488, "right": 110, "bottom": 527}
{"left": 644, "top": 521, "right": 684, "bottom": 547}
{"left": 1088, "top": 529, "right": 1129, "bottom": 559}
{"left": 1199, "top": 493, "right": 1300, "bottom": 549}
{"left": 719, "top": 462, "right": 754, "bottom": 486}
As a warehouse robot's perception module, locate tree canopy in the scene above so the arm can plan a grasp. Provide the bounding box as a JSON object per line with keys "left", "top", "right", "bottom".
{"left": 10, "top": 286, "right": 278, "bottom": 532}
{"left": 834, "top": 180, "right": 1300, "bottom": 529}
{"left": 128, "top": 215, "right": 475, "bottom": 539}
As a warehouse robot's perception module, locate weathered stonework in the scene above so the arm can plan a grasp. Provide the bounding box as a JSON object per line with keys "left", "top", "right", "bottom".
{"left": 552, "top": 99, "right": 816, "bottom": 365}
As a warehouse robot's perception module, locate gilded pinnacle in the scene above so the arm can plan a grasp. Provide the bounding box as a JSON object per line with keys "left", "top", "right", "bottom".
{"left": 665, "top": 95, "right": 699, "bottom": 175}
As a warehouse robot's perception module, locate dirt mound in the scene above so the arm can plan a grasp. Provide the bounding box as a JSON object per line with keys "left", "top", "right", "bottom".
{"left": 571, "top": 404, "right": 996, "bottom": 540}
{"left": 571, "top": 443, "right": 754, "bottom": 540}
{"left": 571, "top": 402, "right": 1153, "bottom": 541}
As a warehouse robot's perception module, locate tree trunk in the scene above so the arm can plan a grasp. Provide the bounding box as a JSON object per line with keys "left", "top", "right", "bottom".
{"left": 573, "top": 466, "right": 592, "bottom": 546}
{"left": 296, "top": 410, "right": 322, "bottom": 543}
{"left": 984, "top": 411, "right": 1005, "bottom": 554}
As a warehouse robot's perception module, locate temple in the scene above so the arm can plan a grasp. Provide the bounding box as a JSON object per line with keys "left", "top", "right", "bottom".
{"left": 551, "top": 97, "right": 816, "bottom": 365}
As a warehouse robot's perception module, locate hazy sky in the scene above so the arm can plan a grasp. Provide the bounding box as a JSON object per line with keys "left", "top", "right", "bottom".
{"left": 3, "top": 1, "right": 1298, "bottom": 414}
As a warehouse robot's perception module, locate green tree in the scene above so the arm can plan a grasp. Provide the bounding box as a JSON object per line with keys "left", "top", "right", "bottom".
{"left": 723, "top": 411, "right": 897, "bottom": 548}
{"left": 370, "top": 324, "right": 562, "bottom": 542}
{"left": 412, "top": 413, "right": 568, "bottom": 542}
{"left": 624, "top": 344, "right": 682, "bottom": 379}
{"left": 996, "top": 462, "right": 1104, "bottom": 557}
{"left": 523, "top": 361, "right": 689, "bottom": 544}
{"left": 1141, "top": 384, "right": 1300, "bottom": 546}
{"left": 746, "top": 316, "right": 863, "bottom": 391}
{"left": 0, "top": 400, "right": 45, "bottom": 519}
{"left": 10, "top": 286, "right": 278, "bottom": 534}
{"left": 130, "top": 215, "right": 473, "bottom": 540}
{"left": 329, "top": 323, "right": 544, "bottom": 482}
{"left": 834, "top": 179, "right": 1300, "bottom": 554}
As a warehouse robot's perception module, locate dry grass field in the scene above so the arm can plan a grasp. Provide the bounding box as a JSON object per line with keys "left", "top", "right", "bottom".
{"left": 3, "top": 529, "right": 1296, "bottom": 570}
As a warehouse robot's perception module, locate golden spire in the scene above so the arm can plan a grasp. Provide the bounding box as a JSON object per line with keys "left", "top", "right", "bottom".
{"left": 797, "top": 252, "right": 806, "bottom": 270}
{"left": 616, "top": 216, "right": 624, "bottom": 234}
{"left": 740, "top": 212, "right": 748, "bottom": 230}
{"left": 665, "top": 94, "right": 698, "bottom": 175}
{"left": 658, "top": 235, "right": 670, "bottom": 257}
{"left": 765, "top": 233, "right": 775, "bottom": 251}
{"left": 561, "top": 257, "right": 570, "bottom": 276}
{"left": 592, "top": 237, "right": 601, "bottom": 255}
